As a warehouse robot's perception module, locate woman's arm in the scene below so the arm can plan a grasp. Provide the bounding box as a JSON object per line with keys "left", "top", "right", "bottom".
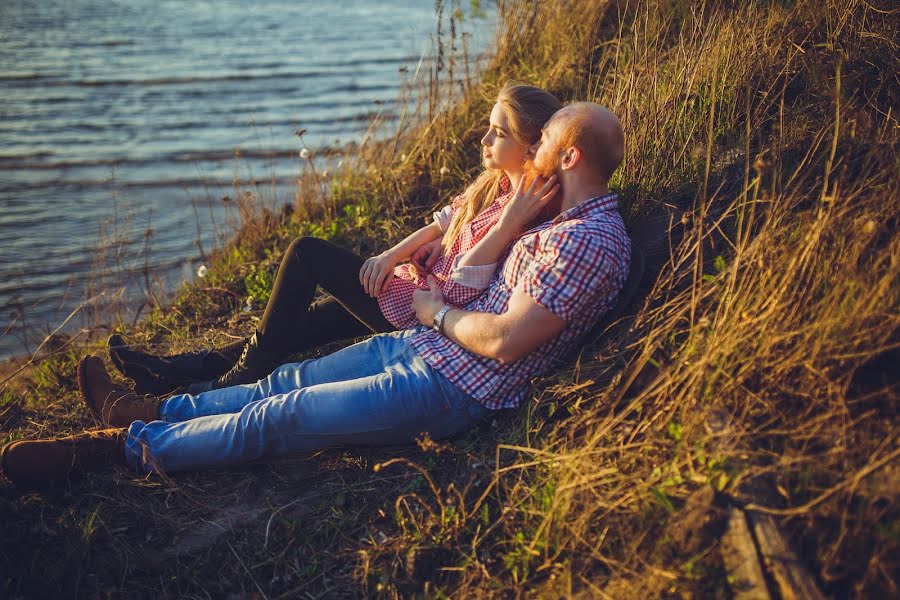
{"left": 385, "top": 221, "right": 444, "bottom": 262}
{"left": 359, "top": 221, "right": 443, "bottom": 297}
{"left": 457, "top": 175, "right": 558, "bottom": 268}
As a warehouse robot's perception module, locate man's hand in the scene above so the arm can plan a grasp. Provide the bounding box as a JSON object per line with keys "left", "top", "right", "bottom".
{"left": 411, "top": 276, "right": 447, "bottom": 326}
{"left": 496, "top": 174, "right": 560, "bottom": 235}
{"left": 410, "top": 238, "right": 443, "bottom": 276}
{"left": 359, "top": 251, "right": 398, "bottom": 297}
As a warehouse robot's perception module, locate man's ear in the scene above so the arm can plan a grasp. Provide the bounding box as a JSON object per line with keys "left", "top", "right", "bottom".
{"left": 560, "top": 146, "right": 580, "bottom": 171}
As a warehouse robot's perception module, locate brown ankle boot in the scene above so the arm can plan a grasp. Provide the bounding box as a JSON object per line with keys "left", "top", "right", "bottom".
{"left": 78, "top": 356, "right": 163, "bottom": 427}
{"left": 0, "top": 427, "right": 128, "bottom": 490}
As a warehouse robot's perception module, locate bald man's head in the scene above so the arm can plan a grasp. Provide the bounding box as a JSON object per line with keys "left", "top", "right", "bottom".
{"left": 551, "top": 103, "right": 624, "bottom": 182}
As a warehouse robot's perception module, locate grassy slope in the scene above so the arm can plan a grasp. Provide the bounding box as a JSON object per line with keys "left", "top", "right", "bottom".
{"left": 2, "top": 0, "right": 897, "bottom": 597}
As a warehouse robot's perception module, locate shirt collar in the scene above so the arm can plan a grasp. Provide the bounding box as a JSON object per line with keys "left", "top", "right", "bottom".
{"left": 551, "top": 193, "right": 618, "bottom": 224}
{"left": 496, "top": 174, "right": 515, "bottom": 207}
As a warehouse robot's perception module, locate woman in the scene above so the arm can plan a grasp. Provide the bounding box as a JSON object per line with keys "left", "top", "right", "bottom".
{"left": 109, "top": 83, "right": 563, "bottom": 394}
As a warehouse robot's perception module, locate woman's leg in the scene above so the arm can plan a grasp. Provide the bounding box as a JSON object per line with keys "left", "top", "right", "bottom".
{"left": 116, "top": 236, "right": 397, "bottom": 392}
{"left": 256, "top": 236, "right": 394, "bottom": 357}
{"left": 203, "top": 236, "right": 397, "bottom": 389}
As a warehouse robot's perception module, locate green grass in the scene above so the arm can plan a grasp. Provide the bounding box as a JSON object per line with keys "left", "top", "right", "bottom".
{"left": 2, "top": 0, "right": 898, "bottom": 597}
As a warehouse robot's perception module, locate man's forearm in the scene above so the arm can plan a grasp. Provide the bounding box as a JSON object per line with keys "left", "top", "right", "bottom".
{"left": 441, "top": 307, "right": 512, "bottom": 362}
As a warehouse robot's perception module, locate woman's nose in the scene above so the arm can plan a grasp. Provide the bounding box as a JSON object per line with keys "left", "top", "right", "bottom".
{"left": 481, "top": 132, "right": 491, "bottom": 146}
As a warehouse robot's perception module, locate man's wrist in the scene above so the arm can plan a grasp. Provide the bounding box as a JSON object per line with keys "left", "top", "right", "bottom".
{"left": 432, "top": 305, "right": 452, "bottom": 333}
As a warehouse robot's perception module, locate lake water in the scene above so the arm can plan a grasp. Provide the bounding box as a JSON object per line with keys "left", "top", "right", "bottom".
{"left": 0, "top": 0, "right": 494, "bottom": 360}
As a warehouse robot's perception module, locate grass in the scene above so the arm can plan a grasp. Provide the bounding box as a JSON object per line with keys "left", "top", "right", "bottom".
{"left": 2, "top": 0, "right": 898, "bottom": 597}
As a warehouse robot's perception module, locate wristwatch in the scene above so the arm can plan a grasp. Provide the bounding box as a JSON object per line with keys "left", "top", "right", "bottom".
{"left": 432, "top": 305, "right": 452, "bottom": 333}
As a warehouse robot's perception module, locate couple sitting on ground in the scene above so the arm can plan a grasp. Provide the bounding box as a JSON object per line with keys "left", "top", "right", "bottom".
{"left": 0, "top": 84, "right": 630, "bottom": 489}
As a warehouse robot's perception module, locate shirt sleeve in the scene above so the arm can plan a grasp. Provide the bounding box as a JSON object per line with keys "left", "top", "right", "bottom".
{"left": 433, "top": 204, "right": 455, "bottom": 233}
{"left": 447, "top": 251, "right": 497, "bottom": 290}
{"left": 517, "top": 224, "right": 613, "bottom": 322}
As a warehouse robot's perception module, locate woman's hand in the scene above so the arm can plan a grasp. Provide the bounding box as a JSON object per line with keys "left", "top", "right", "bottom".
{"left": 497, "top": 174, "right": 559, "bottom": 235}
{"left": 410, "top": 238, "right": 443, "bottom": 276}
{"left": 359, "top": 251, "right": 398, "bottom": 297}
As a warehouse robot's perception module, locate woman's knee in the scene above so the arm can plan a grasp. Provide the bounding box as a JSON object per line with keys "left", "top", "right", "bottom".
{"left": 286, "top": 235, "right": 327, "bottom": 261}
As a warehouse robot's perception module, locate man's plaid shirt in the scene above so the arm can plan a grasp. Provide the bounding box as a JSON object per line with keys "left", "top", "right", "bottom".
{"left": 407, "top": 193, "right": 630, "bottom": 410}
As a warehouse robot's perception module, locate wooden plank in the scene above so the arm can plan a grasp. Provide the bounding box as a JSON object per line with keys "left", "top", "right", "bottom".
{"left": 747, "top": 511, "right": 825, "bottom": 600}
{"left": 720, "top": 506, "right": 771, "bottom": 600}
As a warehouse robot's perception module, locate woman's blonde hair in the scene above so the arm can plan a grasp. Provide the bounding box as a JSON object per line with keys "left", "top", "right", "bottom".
{"left": 441, "top": 83, "right": 562, "bottom": 251}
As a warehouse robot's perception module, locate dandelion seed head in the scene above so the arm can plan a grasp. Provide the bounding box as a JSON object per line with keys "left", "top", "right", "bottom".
{"left": 439, "top": 166, "right": 450, "bottom": 176}
{"left": 196, "top": 265, "right": 208, "bottom": 278}
{"left": 299, "top": 148, "right": 310, "bottom": 159}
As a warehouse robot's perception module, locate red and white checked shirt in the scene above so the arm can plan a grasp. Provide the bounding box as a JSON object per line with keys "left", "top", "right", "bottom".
{"left": 407, "top": 194, "right": 630, "bottom": 410}
{"left": 377, "top": 176, "right": 513, "bottom": 329}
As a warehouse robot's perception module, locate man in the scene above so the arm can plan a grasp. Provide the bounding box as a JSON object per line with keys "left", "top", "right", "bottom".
{"left": 0, "top": 104, "right": 630, "bottom": 489}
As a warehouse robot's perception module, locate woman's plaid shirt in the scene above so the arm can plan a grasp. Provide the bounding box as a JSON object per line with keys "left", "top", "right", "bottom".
{"left": 407, "top": 194, "right": 630, "bottom": 410}
{"left": 377, "top": 176, "right": 513, "bottom": 329}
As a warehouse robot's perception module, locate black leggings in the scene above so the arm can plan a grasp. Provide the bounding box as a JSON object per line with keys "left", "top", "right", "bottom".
{"left": 256, "top": 236, "right": 395, "bottom": 357}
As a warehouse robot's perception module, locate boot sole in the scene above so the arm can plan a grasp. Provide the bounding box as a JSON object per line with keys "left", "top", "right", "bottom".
{"left": 0, "top": 441, "right": 30, "bottom": 489}
{"left": 77, "top": 358, "right": 104, "bottom": 427}
{"left": 107, "top": 334, "right": 128, "bottom": 377}
{"left": 0, "top": 441, "right": 12, "bottom": 484}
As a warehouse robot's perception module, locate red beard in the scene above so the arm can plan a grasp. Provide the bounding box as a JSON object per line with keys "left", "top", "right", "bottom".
{"left": 522, "top": 159, "right": 562, "bottom": 226}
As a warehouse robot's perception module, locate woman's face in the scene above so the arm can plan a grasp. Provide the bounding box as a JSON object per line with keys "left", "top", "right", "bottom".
{"left": 480, "top": 102, "right": 531, "bottom": 173}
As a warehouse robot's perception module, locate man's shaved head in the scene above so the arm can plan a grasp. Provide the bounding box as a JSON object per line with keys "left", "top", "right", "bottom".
{"left": 551, "top": 103, "right": 624, "bottom": 182}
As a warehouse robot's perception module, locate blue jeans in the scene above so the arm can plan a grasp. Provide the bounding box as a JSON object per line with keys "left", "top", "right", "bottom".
{"left": 124, "top": 330, "right": 494, "bottom": 473}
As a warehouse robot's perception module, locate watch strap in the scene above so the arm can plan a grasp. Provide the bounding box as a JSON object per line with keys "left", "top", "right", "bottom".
{"left": 432, "top": 305, "right": 452, "bottom": 333}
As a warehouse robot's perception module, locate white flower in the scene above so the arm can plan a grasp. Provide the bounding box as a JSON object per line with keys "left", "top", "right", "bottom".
{"left": 196, "top": 265, "right": 208, "bottom": 278}
{"left": 299, "top": 148, "right": 310, "bottom": 160}
{"left": 439, "top": 166, "right": 450, "bottom": 176}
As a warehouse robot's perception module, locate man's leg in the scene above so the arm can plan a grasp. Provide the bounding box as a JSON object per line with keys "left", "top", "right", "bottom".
{"left": 158, "top": 331, "right": 418, "bottom": 423}
{"left": 124, "top": 341, "right": 493, "bottom": 474}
